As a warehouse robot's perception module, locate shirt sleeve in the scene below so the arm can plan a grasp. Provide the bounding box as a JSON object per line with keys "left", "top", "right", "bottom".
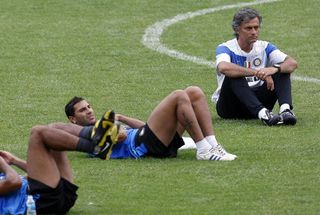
{"left": 215, "top": 45, "right": 231, "bottom": 68}
{"left": 266, "top": 43, "right": 287, "bottom": 66}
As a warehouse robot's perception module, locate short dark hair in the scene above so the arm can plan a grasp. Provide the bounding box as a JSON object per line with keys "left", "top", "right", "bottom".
{"left": 65, "top": 96, "right": 84, "bottom": 117}
{"left": 232, "top": 7, "right": 262, "bottom": 38}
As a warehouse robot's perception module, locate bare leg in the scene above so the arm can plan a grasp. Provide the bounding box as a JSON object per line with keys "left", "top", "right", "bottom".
{"left": 48, "top": 122, "right": 83, "bottom": 136}
{"left": 27, "top": 125, "right": 79, "bottom": 188}
{"left": 147, "top": 87, "right": 236, "bottom": 161}
{"left": 147, "top": 90, "right": 204, "bottom": 146}
{"left": 50, "top": 151, "right": 74, "bottom": 183}
{"left": 184, "top": 86, "right": 215, "bottom": 136}
{"left": 175, "top": 86, "right": 214, "bottom": 137}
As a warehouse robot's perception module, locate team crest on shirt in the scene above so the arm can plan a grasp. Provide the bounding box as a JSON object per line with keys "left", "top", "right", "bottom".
{"left": 253, "top": 58, "right": 262, "bottom": 67}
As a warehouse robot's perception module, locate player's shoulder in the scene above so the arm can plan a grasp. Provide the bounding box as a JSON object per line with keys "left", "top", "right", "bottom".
{"left": 253, "top": 40, "right": 278, "bottom": 54}
{"left": 216, "top": 38, "right": 238, "bottom": 54}
{"left": 217, "top": 38, "right": 237, "bottom": 48}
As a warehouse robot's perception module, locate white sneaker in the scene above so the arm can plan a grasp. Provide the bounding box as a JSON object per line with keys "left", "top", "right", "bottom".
{"left": 215, "top": 144, "right": 237, "bottom": 159}
{"left": 196, "top": 145, "right": 236, "bottom": 161}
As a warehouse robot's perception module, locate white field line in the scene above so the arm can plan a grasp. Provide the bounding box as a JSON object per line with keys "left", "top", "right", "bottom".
{"left": 141, "top": 0, "right": 320, "bottom": 85}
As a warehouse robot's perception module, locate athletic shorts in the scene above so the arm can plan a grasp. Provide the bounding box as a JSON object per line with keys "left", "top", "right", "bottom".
{"left": 135, "top": 124, "right": 184, "bottom": 158}
{"left": 28, "top": 177, "right": 78, "bottom": 214}
{"left": 79, "top": 126, "right": 93, "bottom": 139}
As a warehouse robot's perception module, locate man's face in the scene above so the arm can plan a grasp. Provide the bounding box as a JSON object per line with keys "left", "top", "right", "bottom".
{"left": 237, "top": 17, "right": 260, "bottom": 46}
{"left": 69, "top": 100, "right": 96, "bottom": 126}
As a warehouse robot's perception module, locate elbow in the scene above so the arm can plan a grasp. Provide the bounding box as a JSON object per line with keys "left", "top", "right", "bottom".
{"left": 0, "top": 178, "right": 22, "bottom": 195}
{"left": 217, "top": 62, "right": 238, "bottom": 77}
{"left": 10, "top": 177, "right": 22, "bottom": 191}
{"left": 289, "top": 58, "right": 298, "bottom": 71}
{"left": 286, "top": 57, "right": 298, "bottom": 73}
{"left": 217, "top": 62, "right": 226, "bottom": 71}
{"left": 292, "top": 59, "right": 298, "bottom": 70}
{"left": 217, "top": 63, "right": 229, "bottom": 76}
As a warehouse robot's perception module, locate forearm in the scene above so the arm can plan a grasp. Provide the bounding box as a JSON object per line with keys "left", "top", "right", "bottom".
{"left": 116, "top": 114, "right": 145, "bottom": 128}
{"left": 12, "top": 157, "right": 27, "bottom": 172}
{"left": 0, "top": 151, "right": 27, "bottom": 172}
{"left": 279, "top": 56, "right": 298, "bottom": 73}
{"left": 0, "top": 160, "right": 22, "bottom": 195}
{"left": 217, "top": 61, "right": 257, "bottom": 78}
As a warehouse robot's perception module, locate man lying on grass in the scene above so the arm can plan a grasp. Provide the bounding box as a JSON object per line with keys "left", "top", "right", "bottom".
{"left": 65, "top": 86, "right": 237, "bottom": 161}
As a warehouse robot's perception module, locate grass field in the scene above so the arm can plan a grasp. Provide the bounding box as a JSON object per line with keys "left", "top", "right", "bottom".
{"left": 1, "top": 0, "right": 319, "bottom": 214}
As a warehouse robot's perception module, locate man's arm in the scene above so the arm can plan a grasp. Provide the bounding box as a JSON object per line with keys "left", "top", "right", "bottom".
{"left": 217, "top": 61, "right": 258, "bottom": 78}
{"left": 256, "top": 56, "right": 298, "bottom": 80}
{"left": 0, "top": 151, "right": 27, "bottom": 172}
{"left": 277, "top": 56, "right": 298, "bottom": 74}
{"left": 0, "top": 157, "right": 22, "bottom": 195}
{"left": 116, "top": 114, "right": 145, "bottom": 128}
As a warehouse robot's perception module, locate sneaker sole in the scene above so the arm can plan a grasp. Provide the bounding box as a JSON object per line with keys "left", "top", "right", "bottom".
{"left": 97, "top": 124, "right": 120, "bottom": 159}
{"left": 91, "top": 110, "right": 115, "bottom": 145}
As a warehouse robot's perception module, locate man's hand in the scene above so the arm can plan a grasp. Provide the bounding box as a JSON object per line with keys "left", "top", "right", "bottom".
{"left": 265, "top": 76, "right": 274, "bottom": 91}
{"left": 0, "top": 156, "right": 22, "bottom": 195}
{"left": 117, "top": 125, "right": 127, "bottom": 142}
{"left": 256, "top": 67, "right": 278, "bottom": 80}
{"left": 0, "top": 151, "right": 16, "bottom": 165}
{"left": 0, "top": 150, "right": 27, "bottom": 172}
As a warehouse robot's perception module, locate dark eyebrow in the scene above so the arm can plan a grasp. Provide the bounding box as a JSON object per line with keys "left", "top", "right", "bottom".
{"left": 77, "top": 104, "right": 91, "bottom": 113}
{"left": 77, "top": 107, "right": 87, "bottom": 112}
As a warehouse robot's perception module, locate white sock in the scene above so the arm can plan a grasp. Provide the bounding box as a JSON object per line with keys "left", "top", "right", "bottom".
{"left": 280, "top": 104, "right": 290, "bottom": 113}
{"left": 205, "top": 135, "right": 219, "bottom": 148}
{"left": 258, "top": 108, "right": 268, "bottom": 120}
{"left": 195, "top": 139, "right": 212, "bottom": 153}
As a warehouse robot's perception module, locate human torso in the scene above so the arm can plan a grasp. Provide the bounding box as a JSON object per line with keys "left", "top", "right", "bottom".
{"left": 212, "top": 38, "right": 287, "bottom": 102}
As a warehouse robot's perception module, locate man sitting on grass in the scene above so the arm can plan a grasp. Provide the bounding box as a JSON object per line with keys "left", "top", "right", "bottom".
{"left": 64, "top": 86, "right": 237, "bottom": 161}
{"left": 0, "top": 112, "right": 118, "bottom": 214}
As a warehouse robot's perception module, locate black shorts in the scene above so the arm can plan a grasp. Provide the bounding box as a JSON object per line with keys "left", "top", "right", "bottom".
{"left": 28, "top": 177, "right": 78, "bottom": 214}
{"left": 79, "top": 126, "right": 93, "bottom": 139}
{"left": 135, "top": 124, "right": 184, "bottom": 158}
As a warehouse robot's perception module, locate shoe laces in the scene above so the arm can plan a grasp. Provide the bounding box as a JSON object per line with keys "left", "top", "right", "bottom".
{"left": 215, "top": 144, "right": 227, "bottom": 156}
{"left": 281, "top": 109, "right": 295, "bottom": 116}
{"left": 207, "top": 145, "right": 226, "bottom": 157}
{"left": 266, "top": 110, "right": 275, "bottom": 119}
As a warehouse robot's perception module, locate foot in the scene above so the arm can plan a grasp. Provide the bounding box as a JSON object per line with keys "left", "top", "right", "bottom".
{"left": 215, "top": 144, "right": 237, "bottom": 159}
{"left": 278, "top": 109, "right": 297, "bottom": 125}
{"left": 260, "top": 109, "right": 281, "bottom": 126}
{"left": 196, "top": 145, "right": 236, "bottom": 161}
{"left": 91, "top": 110, "right": 119, "bottom": 159}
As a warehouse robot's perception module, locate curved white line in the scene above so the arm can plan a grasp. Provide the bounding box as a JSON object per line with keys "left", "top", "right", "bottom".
{"left": 141, "top": 0, "right": 320, "bottom": 84}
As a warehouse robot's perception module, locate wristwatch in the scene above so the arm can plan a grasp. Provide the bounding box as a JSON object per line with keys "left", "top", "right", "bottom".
{"left": 273, "top": 63, "right": 281, "bottom": 73}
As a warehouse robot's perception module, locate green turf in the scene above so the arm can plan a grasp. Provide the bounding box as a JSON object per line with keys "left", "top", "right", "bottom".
{"left": 0, "top": 0, "right": 319, "bottom": 214}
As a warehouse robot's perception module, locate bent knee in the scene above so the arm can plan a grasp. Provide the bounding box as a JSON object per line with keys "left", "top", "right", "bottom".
{"left": 171, "top": 89, "right": 189, "bottom": 101}
{"left": 29, "top": 125, "right": 48, "bottom": 142}
{"left": 30, "top": 125, "right": 43, "bottom": 134}
{"left": 185, "top": 86, "right": 205, "bottom": 100}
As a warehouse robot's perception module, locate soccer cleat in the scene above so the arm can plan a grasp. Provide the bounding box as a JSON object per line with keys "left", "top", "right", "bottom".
{"left": 196, "top": 146, "right": 236, "bottom": 161}
{"left": 95, "top": 123, "right": 120, "bottom": 159}
{"left": 91, "top": 110, "right": 119, "bottom": 159}
{"left": 278, "top": 109, "right": 297, "bottom": 125}
{"left": 260, "top": 109, "right": 281, "bottom": 126}
{"left": 91, "top": 110, "right": 115, "bottom": 140}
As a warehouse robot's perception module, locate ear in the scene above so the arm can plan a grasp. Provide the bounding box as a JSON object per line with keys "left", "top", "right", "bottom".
{"left": 68, "top": 116, "right": 77, "bottom": 124}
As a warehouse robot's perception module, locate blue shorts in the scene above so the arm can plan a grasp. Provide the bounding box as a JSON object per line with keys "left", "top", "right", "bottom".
{"left": 110, "top": 124, "right": 184, "bottom": 159}
{"left": 110, "top": 127, "right": 148, "bottom": 159}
